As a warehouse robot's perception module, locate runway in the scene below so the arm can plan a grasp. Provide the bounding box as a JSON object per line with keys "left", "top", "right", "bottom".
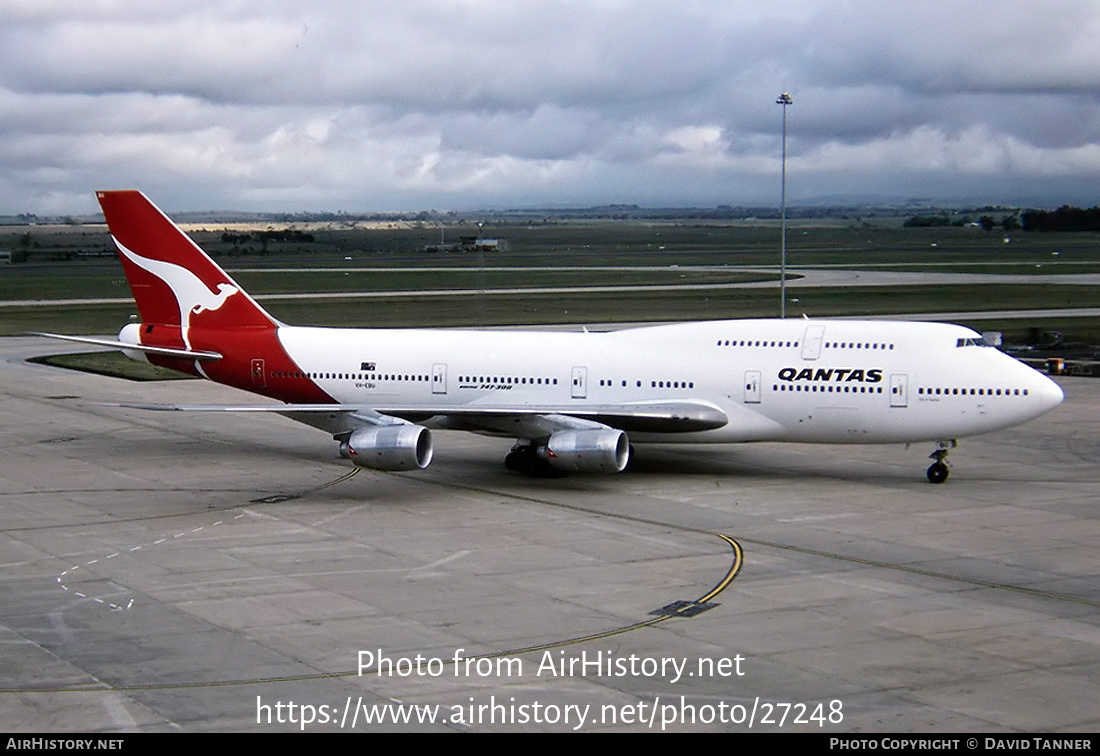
{"left": 1, "top": 337, "right": 1098, "bottom": 732}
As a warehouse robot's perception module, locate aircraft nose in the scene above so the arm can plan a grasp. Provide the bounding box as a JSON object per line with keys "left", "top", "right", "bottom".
{"left": 1035, "top": 374, "right": 1064, "bottom": 411}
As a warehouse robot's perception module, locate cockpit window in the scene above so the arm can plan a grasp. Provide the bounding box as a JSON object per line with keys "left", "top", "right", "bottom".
{"left": 956, "top": 337, "right": 992, "bottom": 347}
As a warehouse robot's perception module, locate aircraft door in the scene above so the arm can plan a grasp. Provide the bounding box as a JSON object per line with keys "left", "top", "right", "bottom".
{"left": 432, "top": 363, "right": 447, "bottom": 395}
{"left": 251, "top": 358, "right": 266, "bottom": 388}
{"left": 571, "top": 366, "right": 588, "bottom": 399}
{"left": 743, "top": 370, "right": 762, "bottom": 404}
{"left": 890, "top": 373, "right": 908, "bottom": 407}
{"left": 801, "top": 325, "right": 825, "bottom": 360}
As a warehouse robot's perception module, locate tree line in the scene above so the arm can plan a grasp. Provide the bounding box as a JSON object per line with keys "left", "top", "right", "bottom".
{"left": 904, "top": 205, "right": 1100, "bottom": 232}
{"left": 903, "top": 214, "right": 1018, "bottom": 231}
{"left": 221, "top": 229, "right": 315, "bottom": 244}
{"left": 1019, "top": 206, "right": 1100, "bottom": 232}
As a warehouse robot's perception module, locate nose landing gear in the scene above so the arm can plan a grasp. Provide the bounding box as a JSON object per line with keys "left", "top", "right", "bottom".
{"left": 927, "top": 440, "right": 957, "bottom": 483}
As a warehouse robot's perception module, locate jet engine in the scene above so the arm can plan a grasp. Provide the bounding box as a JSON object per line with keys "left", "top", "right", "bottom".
{"left": 343, "top": 425, "right": 433, "bottom": 471}
{"left": 537, "top": 429, "right": 630, "bottom": 473}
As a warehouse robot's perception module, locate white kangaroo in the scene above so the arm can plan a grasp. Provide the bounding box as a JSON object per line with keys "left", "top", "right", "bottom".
{"left": 115, "top": 238, "right": 239, "bottom": 348}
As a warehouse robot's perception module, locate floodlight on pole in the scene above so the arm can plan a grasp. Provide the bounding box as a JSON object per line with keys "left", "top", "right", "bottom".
{"left": 777, "top": 92, "right": 792, "bottom": 318}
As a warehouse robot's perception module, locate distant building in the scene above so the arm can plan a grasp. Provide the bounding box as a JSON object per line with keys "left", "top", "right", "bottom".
{"left": 456, "top": 235, "right": 507, "bottom": 251}
{"left": 422, "top": 236, "right": 508, "bottom": 254}
{"left": 471, "top": 237, "right": 506, "bottom": 251}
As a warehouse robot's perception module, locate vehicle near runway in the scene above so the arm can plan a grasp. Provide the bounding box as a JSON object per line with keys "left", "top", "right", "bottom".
{"left": 40, "top": 191, "right": 1064, "bottom": 482}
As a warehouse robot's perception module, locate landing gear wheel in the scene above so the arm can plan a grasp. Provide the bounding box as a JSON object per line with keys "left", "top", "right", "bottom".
{"left": 926, "top": 462, "right": 949, "bottom": 484}
{"left": 504, "top": 444, "right": 567, "bottom": 477}
{"left": 926, "top": 440, "right": 956, "bottom": 483}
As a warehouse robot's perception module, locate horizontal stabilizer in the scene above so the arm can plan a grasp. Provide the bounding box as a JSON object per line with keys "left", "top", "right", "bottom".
{"left": 31, "top": 332, "right": 222, "bottom": 361}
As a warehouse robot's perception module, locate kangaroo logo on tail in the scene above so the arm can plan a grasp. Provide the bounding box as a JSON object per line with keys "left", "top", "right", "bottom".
{"left": 114, "top": 237, "right": 240, "bottom": 348}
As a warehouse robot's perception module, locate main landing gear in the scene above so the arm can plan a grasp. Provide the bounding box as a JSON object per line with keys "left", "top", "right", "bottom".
{"left": 504, "top": 443, "right": 565, "bottom": 478}
{"left": 926, "top": 440, "right": 956, "bottom": 484}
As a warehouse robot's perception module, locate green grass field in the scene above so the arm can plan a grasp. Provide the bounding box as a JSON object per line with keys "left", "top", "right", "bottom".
{"left": 4, "top": 221, "right": 1098, "bottom": 345}
{"left": 26, "top": 350, "right": 195, "bottom": 381}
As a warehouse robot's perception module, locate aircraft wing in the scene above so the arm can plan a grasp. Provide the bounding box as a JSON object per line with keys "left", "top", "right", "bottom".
{"left": 116, "top": 403, "right": 382, "bottom": 413}
{"left": 110, "top": 399, "right": 728, "bottom": 435}
{"left": 387, "top": 400, "right": 728, "bottom": 435}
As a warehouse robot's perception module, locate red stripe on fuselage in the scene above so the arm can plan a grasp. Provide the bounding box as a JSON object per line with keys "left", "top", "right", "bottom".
{"left": 185, "top": 326, "right": 333, "bottom": 403}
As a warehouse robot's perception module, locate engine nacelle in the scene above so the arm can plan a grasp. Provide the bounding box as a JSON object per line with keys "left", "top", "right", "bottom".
{"left": 345, "top": 425, "right": 433, "bottom": 471}
{"left": 117, "top": 322, "right": 149, "bottom": 363}
{"left": 538, "top": 429, "right": 630, "bottom": 473}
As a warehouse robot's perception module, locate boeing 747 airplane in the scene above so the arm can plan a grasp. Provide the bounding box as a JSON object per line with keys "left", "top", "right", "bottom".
{"left": 39, "top": 191, "right": 1064, "bottom": 482}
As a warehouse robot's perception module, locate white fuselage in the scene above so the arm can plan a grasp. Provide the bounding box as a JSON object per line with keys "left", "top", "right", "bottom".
{"left": 274, "top": 318, "right": 1064, "bottom": 445}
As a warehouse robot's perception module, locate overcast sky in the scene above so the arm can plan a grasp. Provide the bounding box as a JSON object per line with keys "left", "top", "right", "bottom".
{"left": 2, "top": 0, "right": 1099, "bottom": 214}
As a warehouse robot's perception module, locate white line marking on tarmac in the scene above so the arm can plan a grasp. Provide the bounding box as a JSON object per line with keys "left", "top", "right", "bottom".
{"left": 55, "top": 509, "right": 248, "bottom": 612}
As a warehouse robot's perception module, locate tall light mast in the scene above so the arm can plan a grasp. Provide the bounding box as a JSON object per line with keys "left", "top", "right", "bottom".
{"left": 777, "top": 92, "right": 792, "bottom": 318}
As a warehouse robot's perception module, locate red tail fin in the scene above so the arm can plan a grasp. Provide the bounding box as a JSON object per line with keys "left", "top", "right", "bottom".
{"left": 98, "top": 191, "right": 331, "bottom": 402}
{"left": 97, "top": 191, "right": 276, "bottom": 349}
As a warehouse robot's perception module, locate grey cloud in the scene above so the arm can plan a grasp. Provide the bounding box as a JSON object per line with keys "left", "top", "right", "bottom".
{"left": 1, "top": 1, "right": 1099, "bottom": 212}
